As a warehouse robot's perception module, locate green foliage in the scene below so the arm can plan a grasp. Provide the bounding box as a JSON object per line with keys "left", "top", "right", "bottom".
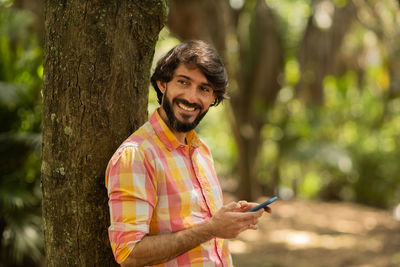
{"left": 0, "top": 4, "right": 43, "bottom": 266}
{"left": 227, "top": 0, "right": 400, "bottom": 208}
{"left": 2, "top": 4, "right": 398, "bottom": 266}
{"left": 156, "top": 1, "right": 400, "bottom": 209}
{"left": 197, "top": 105, "right": 238, "bottom": 179}
{"left": 266, "top": 0, "right": 311, "bottom": 57}
{"left": 256, "top": 66, "right": 400, "bottom": 208}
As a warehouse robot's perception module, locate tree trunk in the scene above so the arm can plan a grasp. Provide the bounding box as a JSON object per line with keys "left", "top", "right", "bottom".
{"left": 232, "top": 0, "right": 283, "bottom": 200}
{"left": 168, "top": 0, "right": 283, "bottom": 201}
{"left": 296, "top": 0, "right": 357, "bottom": 104}
{"left": 41, "top": 1, "right": 166, "bottom": 266}
{"left": 167, "top": 0, "right": 228, "bottom": 57}
{"left": 13, "top": 0, "right": 45, "bottom": 45}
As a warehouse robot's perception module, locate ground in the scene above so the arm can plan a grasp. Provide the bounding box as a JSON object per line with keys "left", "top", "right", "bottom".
{"left": 224, "top": 195, "right": 400, "bottom": 267}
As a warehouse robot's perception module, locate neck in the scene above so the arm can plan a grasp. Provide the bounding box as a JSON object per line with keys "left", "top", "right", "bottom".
{"left": 158, "top": 108, "right": 188, "bottom": 145}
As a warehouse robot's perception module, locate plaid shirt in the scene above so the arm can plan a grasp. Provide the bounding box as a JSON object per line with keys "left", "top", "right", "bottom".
{"left": 106, "top": 110, "right": 233, "bottom": 266}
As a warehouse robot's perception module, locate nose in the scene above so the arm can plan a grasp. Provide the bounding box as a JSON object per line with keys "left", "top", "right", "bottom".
{"left": 183, "top": 86, "right": 198, "bottom": 104}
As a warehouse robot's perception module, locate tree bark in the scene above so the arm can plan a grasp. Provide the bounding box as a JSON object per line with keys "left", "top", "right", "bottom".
{"left": 41, "top": 1, "right": 166, "bottom": 266}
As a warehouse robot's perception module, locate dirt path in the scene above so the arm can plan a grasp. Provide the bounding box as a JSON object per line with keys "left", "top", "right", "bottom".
{"left": 225, "top": 196, "right": 400, "bottom": 267}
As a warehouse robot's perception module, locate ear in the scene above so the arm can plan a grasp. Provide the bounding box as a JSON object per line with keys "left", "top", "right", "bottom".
{"left": 157, "top": 81, "right": 167, "bottom": 94}
{"left": 212, "top": 93, "right": 217, "bottom": 104}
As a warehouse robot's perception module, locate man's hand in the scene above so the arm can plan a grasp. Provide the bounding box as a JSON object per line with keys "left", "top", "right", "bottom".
{"left": 207, "top": 201, "right": 269, "bottom": 239}
{"left": 121, "top": 201, "right": 272, "bottom": 266}
{"left": 237, "top": 200, "right": 272, "bottom": 214}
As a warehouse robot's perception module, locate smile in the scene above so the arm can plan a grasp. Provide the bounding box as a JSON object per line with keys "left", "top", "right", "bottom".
{"left": 177, "top": 102, "right": 197, "bottom": 112}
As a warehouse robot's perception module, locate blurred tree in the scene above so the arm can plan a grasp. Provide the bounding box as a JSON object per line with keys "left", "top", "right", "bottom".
{"left": 353, "top": 0, "right": 400, "bottom": 97}
{"left": 13, "top": 0, "right": 44, "bottom": 45}
{"left": 231, "top": 0, "right": 283, "bottom": 200}
{"left": 296, "top": 0, "right": 357, "bottom": 104}
{"left": 168, "top": 0, "right": 400, "bottom": 207}
{"left": 168, "top": 0, "right": 284, "bottom": 200}
{"left": 168, "top": 0, "right": 227, "bottom": 56}
{"left": 41, "top": 1, "right": 167, "bottom": 266}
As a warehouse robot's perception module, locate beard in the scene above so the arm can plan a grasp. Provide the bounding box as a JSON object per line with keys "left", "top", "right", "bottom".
{"left": 162, "top": 91, "right": 208, "bottom": 133}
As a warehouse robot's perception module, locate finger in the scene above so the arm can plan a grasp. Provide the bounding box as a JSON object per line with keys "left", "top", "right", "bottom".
{"left": 253, "top": 209, "right": 264, "bottom": 218}
{"left": 248, "top": 224, "right": 258, "bottom": 230}
{"left": 224, "top": 202, "right": 240, "bottom": 211}
{"left": 264, "top": 206, "right": 272, "bottom": 213}
{"left": 239, "top": 213, "right": 261, "bottom": 225}
{"left": 238, "top": 200, "right": 248, "bottom": 206}
{"left": 252, "top": 209, "right": 263, "bottom": 217}
{"left": 236, "top": 211, "right": 259, "bottom": 222}
{"left": 245, "top": 202, "right": 268, "bottom": 212}
{"left": 237, "top": 200, "right": 249, "bottom": 210}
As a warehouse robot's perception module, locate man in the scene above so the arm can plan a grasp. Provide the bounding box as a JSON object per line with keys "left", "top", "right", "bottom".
{"left": 105, "top": 40, "right": 271, "bottom": 266}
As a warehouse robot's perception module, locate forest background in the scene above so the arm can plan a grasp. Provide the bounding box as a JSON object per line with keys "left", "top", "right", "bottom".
{"left": 1, "top": 0, "right": 400, "bottom": 266}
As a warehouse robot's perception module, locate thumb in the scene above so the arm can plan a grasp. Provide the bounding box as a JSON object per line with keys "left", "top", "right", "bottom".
{"left": 224, "top": 201, "right": 241, "bottom": 211}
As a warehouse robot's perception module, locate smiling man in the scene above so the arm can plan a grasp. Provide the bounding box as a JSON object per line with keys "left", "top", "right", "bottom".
{"left": 157, "top": 64, "right": 214, "bottom": 139}
{"left": 105, "top": 41, "right": 271, "bottom": 267}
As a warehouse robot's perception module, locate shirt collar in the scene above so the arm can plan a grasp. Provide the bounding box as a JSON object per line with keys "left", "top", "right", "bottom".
{"left": 150, "top": 109, "right": 202, "bottom": 151}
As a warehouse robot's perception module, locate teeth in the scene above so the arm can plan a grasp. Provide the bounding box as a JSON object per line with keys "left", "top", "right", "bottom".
{"left": 178, "top": 102, "right": 195, "bottom": 111}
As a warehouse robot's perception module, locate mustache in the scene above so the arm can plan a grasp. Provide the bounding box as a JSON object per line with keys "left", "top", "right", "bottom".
{"left": 174, "top": 98, "right": 202, "bottom": 110}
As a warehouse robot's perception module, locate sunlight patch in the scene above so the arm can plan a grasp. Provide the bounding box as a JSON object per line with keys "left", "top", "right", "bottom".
{"left": 393, "top": 203, "right": 400, "bottom": 221}
{"left": 268, "top": 229, "right": 382, "bottom": 251}
{"left": 229, "top": 240, "right": 248, "bottom": 254}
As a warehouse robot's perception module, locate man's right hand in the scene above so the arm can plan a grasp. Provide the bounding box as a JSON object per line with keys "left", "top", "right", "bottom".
{"left": 120, "top": 201, "right": 269, "bottom": 266}
{"left": 207, "top": 202, "right": 265, "bottom": 239}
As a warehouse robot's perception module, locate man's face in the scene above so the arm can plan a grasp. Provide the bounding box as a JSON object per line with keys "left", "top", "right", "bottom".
{"left": 157, "top": 63, "right": 216, "bottom": 133}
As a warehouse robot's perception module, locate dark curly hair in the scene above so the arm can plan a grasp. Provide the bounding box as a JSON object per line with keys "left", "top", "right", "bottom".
{"left": 150, "top": 40, "right": 228, "bottom": 106}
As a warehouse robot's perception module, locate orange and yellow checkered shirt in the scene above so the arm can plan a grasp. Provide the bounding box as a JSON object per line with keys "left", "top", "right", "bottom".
{"left": 105, "top": 109, "right": 233, "bottom": 266}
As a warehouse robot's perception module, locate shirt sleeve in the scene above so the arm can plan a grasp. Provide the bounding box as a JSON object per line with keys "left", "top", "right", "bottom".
{"left": 105, "top": 145, "right": 157, "bottom": 264}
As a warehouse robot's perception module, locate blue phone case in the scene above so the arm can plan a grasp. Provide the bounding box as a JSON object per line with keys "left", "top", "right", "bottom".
{"left": 246, "top": 196, "right": 278, "bottom": 212}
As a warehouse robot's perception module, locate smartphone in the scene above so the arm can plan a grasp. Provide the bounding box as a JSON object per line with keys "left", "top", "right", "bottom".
{"left": 245, "top": 196, "right": 278, "bottom": 212}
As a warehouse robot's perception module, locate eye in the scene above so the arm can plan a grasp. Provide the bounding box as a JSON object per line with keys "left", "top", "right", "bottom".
{"left": 200, "top": 86, "right": 211, "bottom": 93}
{"left": 177, "top": 79, "right": 188, "bottom": 85}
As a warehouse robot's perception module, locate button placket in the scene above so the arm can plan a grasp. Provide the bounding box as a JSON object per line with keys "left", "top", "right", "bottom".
{"left": 190, "top": 147, "right": 213, "bottom": 217}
